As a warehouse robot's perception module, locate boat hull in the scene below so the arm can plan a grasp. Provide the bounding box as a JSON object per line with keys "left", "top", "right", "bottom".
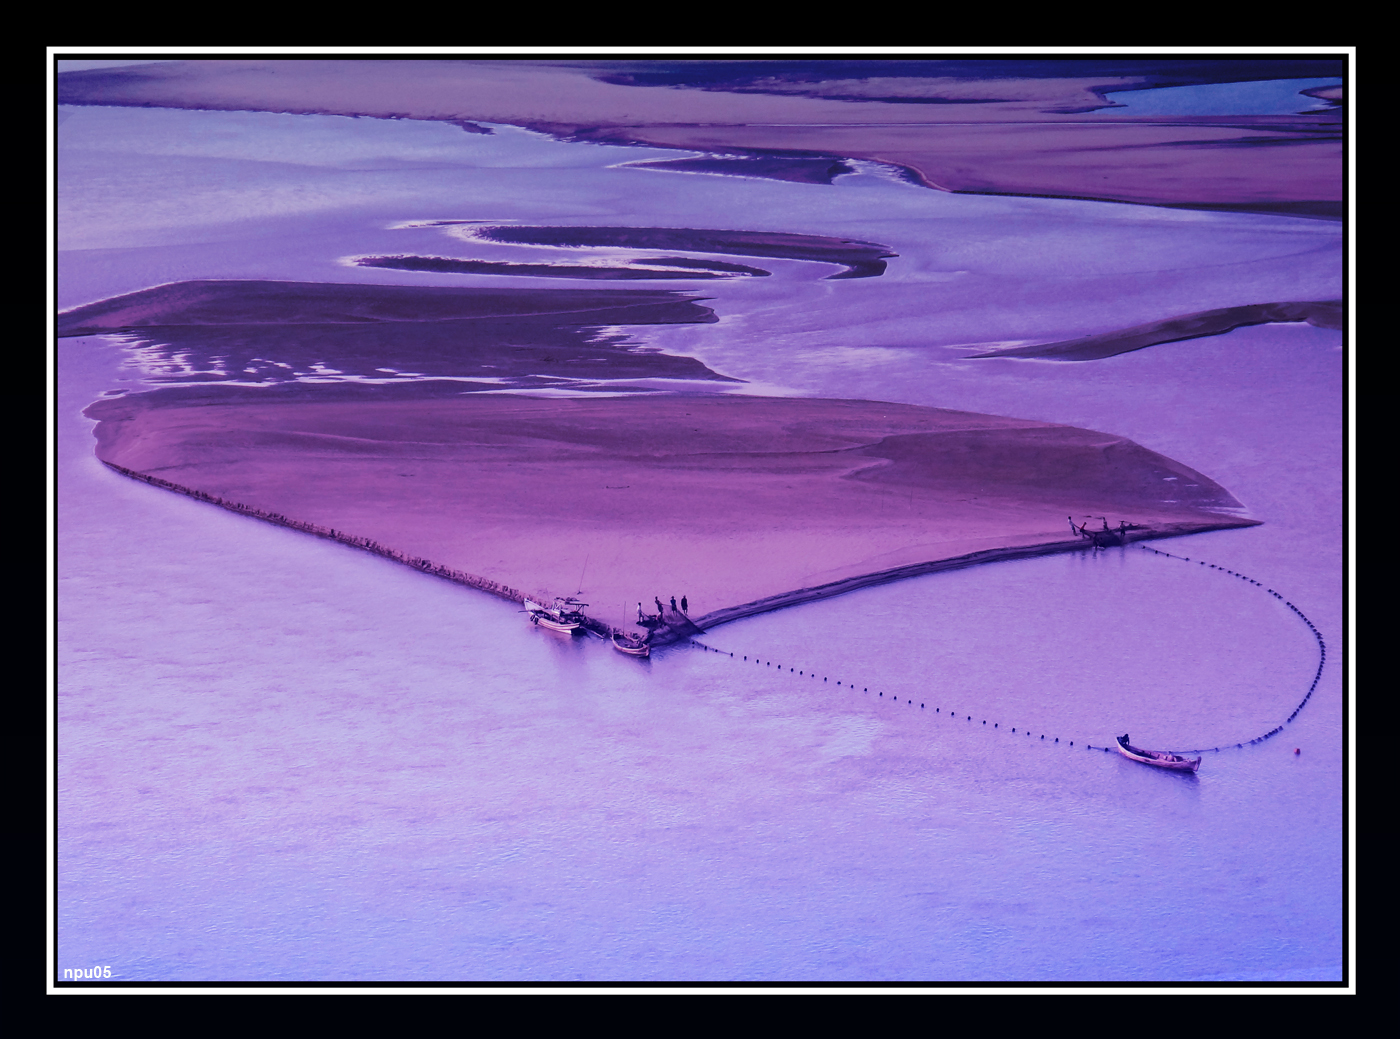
{"left": 1115, "top": 736, "right": 1201, "bottom": 772}
{"left": 524, "top": 598, "right": 585, "bottom": 634}
{"left": 611, "top": 636, "right": 650, "bottom": 657}
{"left": 532, "top": 615, "right": 582, "bottom": 634}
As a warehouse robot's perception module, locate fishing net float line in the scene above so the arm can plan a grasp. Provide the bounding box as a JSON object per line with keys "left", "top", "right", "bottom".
{"left": 685, "top": 543, "right": 1325, "bottom": 759}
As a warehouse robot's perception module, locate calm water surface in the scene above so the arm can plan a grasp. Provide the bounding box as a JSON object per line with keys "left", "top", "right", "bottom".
{"left": 56, "top": 108, "right": 1345, "bottom": 983}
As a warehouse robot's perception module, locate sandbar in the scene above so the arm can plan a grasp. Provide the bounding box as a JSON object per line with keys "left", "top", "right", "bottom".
{"left": 57, "top": 280, "right": 735, "bottom": 388}
{"left": 87, "top": 393, "right": 1257, "bottom": 640}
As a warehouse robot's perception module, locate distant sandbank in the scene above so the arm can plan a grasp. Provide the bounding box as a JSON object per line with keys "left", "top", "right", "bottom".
{"left": 56, "top": 59, "right": 1341, "bottom": 214}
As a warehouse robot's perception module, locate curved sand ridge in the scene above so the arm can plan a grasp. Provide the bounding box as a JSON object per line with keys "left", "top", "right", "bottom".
{"left": 87, "top": 393, "right": 1258, "bottom": 641}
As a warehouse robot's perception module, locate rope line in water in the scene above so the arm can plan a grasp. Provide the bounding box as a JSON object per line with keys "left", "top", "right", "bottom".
{"left": 1132, "top": 545, "right": 1325, "bottom": 754}
{"left": 685, "top": 542, "right": 1325, "bottom": 759}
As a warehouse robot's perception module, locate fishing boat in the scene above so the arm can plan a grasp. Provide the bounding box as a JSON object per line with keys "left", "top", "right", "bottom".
{"left": 611, "top": 632, "right": 651, "bottom": 658}
{"left": 1115, "top": 734, "right": 1201, "bottom": 772}
{"left": 524, "top": 597, "right": 587, "bottom": 634}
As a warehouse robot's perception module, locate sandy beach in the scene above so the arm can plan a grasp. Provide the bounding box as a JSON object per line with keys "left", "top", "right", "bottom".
{"left": 87, "top": 392, "right": 1256, "bottom": 636}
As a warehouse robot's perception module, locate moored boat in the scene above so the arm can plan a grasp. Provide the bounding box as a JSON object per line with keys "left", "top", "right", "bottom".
{"left": 1115, "top": 734, "right": 1201, "bottom": 772}
{"left": 611, "top": 632, "right": 651, "bottom": 657}
{"left": 524, "top": 597, "right": 587, "bottom": 634}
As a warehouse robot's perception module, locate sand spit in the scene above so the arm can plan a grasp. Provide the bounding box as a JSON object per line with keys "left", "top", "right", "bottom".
{"left": 56, "top": 59, "right": 1342, "bottom": 213}
{"left": 87, "top": 393, "right": 1258, "bottom": 641}
{"left": 968, "top": 300, "right": 1344, "bottom": 361}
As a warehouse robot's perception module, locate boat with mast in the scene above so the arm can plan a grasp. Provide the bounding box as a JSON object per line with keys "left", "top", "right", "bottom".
{"left": 524, "top": 597, "right": 588, "bottom": 634}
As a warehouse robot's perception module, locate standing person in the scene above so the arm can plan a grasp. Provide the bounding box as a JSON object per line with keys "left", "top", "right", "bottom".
{"left": 637, "top": 602, "right": 645, "bottom": 623}
{"left": 681, "top": 596, "right": 688, "bottom": 614}
{"left": 670, "top": 596, "right": 678, "bottom": 611}
{"left": 655, "top": 596, "right": 664, "bottom": 616}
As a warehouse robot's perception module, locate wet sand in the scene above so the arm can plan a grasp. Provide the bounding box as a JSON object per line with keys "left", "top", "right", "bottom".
{"left": 87, "top": 393, "right": 1257, "bottom": 637}
{"left": 56, "top": 60, "right": 1342, "bottom": 212}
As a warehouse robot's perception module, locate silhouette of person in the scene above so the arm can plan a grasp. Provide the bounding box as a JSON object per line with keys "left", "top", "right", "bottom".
{"left": 655, "top": 597, "right": 664, "bottom": 616}
{"left": 681, "top": 596, "right": 688, "bottom": 613}
{"left": 670, "top": 596, "right": 678, "bottom": 611}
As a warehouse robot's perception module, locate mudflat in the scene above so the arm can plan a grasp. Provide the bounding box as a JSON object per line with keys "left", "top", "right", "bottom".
{"left": 89, "top": 393, "right": 1257, "bottom": 634}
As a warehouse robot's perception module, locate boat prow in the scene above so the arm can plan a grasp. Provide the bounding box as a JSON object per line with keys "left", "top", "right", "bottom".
{"left": 1115, "top": 734, "right": 1201, "bottom": 772}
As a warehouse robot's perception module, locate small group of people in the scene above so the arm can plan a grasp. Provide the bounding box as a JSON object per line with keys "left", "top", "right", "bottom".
{"left": 637, "top": 594, "right": 690, "bottom": 627}
{"left": 1070, "top": 516, "right": 1132, "bottom": 539}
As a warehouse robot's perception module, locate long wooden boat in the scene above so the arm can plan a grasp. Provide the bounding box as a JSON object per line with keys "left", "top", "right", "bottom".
{"left": 611, "top": 633, "right": 651, "bottom": 658}
{"left": 1116, "top": 734, "right": 1201, "bottom": 772}
{"left": 524, "top": 597, "right": 585, "bottom": 634}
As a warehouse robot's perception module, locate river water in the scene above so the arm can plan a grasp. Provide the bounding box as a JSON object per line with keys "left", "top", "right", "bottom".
{"left": 55, "top": 106, "right": 1346, "bottom": 984}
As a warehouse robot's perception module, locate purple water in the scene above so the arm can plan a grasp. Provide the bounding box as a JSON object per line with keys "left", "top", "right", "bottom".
{"left": 55, "top": 107, "right": 1345, "bottom": 983}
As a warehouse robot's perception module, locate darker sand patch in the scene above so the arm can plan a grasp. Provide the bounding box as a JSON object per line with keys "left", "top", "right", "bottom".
{"left": 58, "top": 280, "right": 735, "bottom": 387}
{"left": 620, "top": 155, "right": 856, "bottom": 185}
{"left": 87, "top": 393, "right": 1257, "bottom": 637}
{"left": 468, "top": 226, "right": 895, "bottom": 280}
{"left": 966, "top": 301, "right": 1343, "bottom": 361}
{"left": 354, "top": 254, "right": 771, "bottom": 279}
